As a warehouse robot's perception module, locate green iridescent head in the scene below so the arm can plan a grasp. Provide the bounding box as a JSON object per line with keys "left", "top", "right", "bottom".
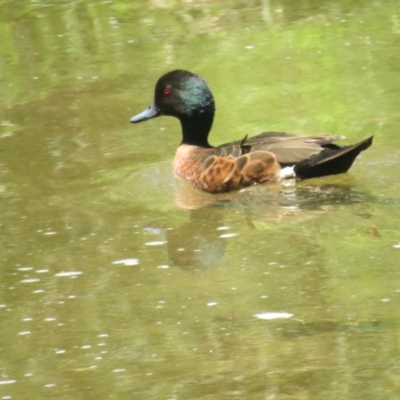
{"left": 131, "top": 70, "right": 215, "bottom": 122}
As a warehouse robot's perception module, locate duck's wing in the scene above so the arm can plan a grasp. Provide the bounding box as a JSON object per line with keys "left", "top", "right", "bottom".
{"left": 242, "top": 132, "right": 347, "bottom": 165}
{"left": 239, "top": 132, "right": 373, "bottom": 176}
{"left": 212, "top": 131, "right": 345, "bottom": 169}
{"left": 212, "top": 133, "right": 295, "bottom": 158}
{"left": 212, "top": 135, "right": 250, "bottom": 158}
{"left": 216, "top": 132, "right": 345, "bottom": 164}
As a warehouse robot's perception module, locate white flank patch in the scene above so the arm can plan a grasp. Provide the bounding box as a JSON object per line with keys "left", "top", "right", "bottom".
{"left": 278, "top": 166, "right": 296, "bottom": 180}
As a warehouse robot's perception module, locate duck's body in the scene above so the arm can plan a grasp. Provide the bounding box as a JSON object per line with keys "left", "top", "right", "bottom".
{"left": 172, "top": 142, "right": 281, "bottom": 192}
{"left": 131, "top": 70, "right": 372, "bottom": 193}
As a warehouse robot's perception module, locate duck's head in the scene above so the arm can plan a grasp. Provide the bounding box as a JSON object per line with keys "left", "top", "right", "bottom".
{"left": 131, "top": 70, "right": 215, "bottom": 147}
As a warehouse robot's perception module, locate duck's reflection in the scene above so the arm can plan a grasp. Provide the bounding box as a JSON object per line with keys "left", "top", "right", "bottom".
{"left": 163, "top": 177, "right": 373, "bottom": 269}
{"left": 118, "top": 164, "right": 373, "bottom": 269}
{"left": 166, "top": 207, "right": 228, "bottom": 270}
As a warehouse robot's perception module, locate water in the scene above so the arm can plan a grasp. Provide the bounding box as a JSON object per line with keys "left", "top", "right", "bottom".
{"left": 1, "top": 1, "right": 400, "bottom": 399}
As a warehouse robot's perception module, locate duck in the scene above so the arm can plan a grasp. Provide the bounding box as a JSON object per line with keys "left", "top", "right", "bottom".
{"left": 131, "top": 70, "right": 373, "bottom": 193}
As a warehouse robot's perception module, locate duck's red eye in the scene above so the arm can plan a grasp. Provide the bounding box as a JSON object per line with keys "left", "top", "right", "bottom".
{"left": 164, "top": 88, "right": 171, "bottom": 96}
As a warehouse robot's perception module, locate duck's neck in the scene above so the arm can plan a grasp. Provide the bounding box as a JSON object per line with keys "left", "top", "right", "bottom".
{"left": 180, "top": 114, "right": 214, "bottom": 148}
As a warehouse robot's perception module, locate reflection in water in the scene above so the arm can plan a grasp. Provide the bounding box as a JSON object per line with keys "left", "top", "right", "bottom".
{"left": 120, "top": 162, "right": 375, "bottom": 271}
{"left": 282, "top": 318, "right": 384, "bottom": 338}
{"left": 239, "top": 177, "right": 373, "bottom": 225}
{"left": 132, "top": 172, "right": 375, "bottom": 270}
{"left": 166, "top": 207, "right": 228, "bottom": 270}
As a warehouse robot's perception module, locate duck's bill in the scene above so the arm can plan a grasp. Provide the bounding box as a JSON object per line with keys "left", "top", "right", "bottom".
{"left": 130, "top": 102, "right": 159, "bottom": 123}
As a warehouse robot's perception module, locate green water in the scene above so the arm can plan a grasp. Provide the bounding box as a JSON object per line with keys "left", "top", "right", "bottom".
{"left": 1, "top": 1, "right": 400, "bottom": 399}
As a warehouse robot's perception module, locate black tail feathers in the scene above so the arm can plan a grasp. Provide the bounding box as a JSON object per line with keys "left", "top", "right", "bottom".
{"left": 294, "top": 136, "right": 373, "bottom": 180}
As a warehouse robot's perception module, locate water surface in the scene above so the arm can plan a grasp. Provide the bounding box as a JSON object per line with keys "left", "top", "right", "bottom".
{"left": 1, "top": 1, "right": 400, "bottom": 399}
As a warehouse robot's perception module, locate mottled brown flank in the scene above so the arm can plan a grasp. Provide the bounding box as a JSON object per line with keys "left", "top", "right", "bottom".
{"left": 173, "top": 144, "right": 281, "bottom": 193}
{"left": 202, "top": 156, "right": 215, "bottom": 170}
{"left": 171, "top": 133, "right": 372, "bottom": 193}
{"left": 224, "top": 163, "right": 234, "bottom": 173}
